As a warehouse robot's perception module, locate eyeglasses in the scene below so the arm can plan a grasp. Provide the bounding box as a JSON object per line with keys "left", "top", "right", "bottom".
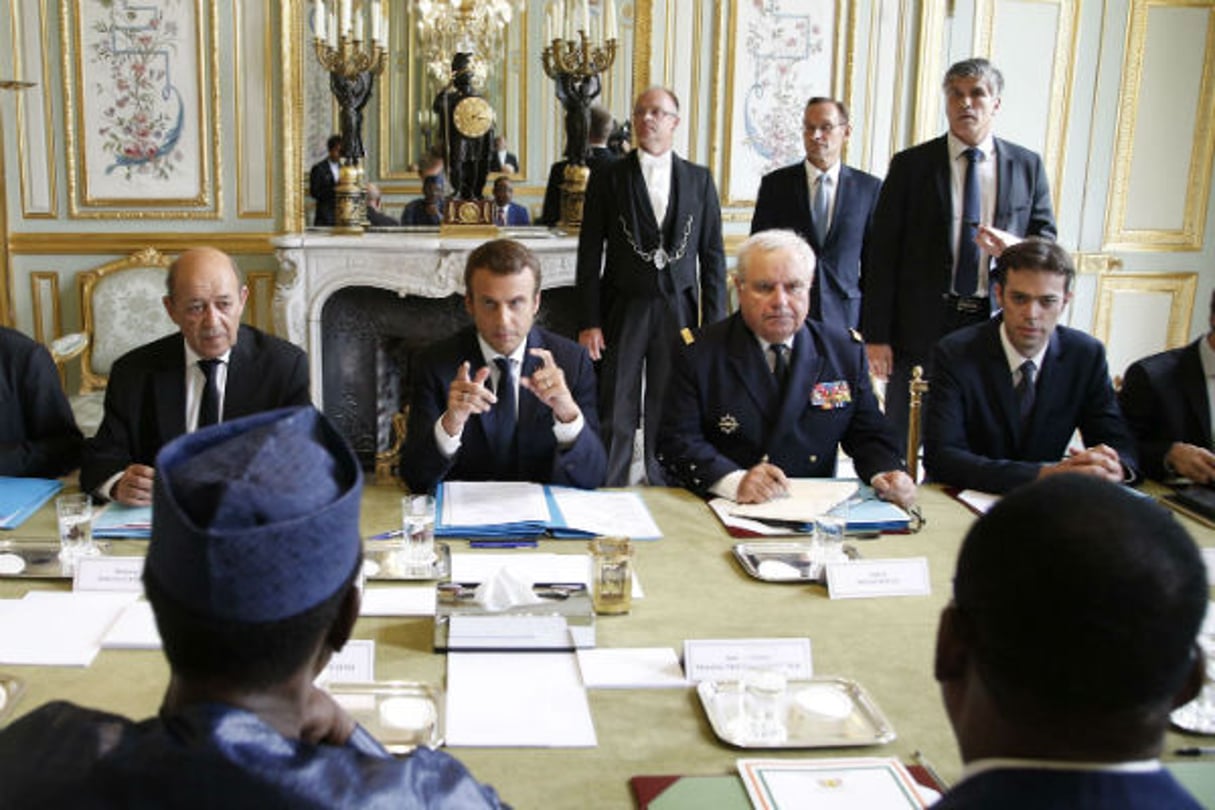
{"left": 803, "top": 123, "right": 844, "bottom": 136}
{"left": 633, "top": 106, "right": 678, "bottom": 121}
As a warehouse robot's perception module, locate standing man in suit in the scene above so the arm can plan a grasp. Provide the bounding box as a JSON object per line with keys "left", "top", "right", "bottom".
{"left": 488, "top": 136, "right": 519, "bottom": 175}
{"left": 541, "top": 106, "right": 618, "bottom": 227}
{"left": 658, "top": 230, "right": 914, "bottom": 507}
{"left": 923, "top": 239, "right": 1136, "bottom": 494}
{"left": 490, "top": 177, "right": 531, "bottom": 226}
{"left": 577, "top": 86, "right": 727, "bottom": 485}
{"left": 403, "top": 239, "right": 606, "bottom": 493}
{"left": 933, "top": 475, "right": 1205, "bottom": 809}
{"left": 309, "top": 135, "right": 341, "bottom": 226}
{"left": 80, "top": 247, "right": 311, "bottom": 504}
{"left": 0, "top": 326, "right": 83, "bottom": 477}
{"left": 863, "top": 58, "right": 1056, "bottom": 438}
{"left": 1119, "top": 291, "right": 1215, "bottom": 482}
{"left": 750, "top": 98, "right": 880, "bottom": 330}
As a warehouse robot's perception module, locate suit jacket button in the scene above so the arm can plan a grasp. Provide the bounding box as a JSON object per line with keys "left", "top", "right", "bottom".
{"left": 809, "top": 455, "right": 817, "bottom": 463}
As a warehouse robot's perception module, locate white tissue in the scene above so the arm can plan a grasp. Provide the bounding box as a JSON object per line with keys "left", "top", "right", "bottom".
{"left": 473, "top": 566, "right": 545, "bottom": 612}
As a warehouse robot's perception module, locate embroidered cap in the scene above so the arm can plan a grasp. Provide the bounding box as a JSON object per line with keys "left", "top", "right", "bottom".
{"left": 146, "top": 406, "right": 363, "bottom": 623}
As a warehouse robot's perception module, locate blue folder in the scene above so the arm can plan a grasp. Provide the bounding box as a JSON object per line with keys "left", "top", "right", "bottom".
{"left": 0, "top": 477, "right": 63, "bottom": 530}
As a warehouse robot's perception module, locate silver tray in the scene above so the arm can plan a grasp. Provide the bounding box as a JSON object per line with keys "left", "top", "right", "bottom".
{"left": 0, "top": 674, "right": 24, "bottom": 725}
{"left": 362, "top": 541, "right": 451, "bottom": 581}
{"left": 326, "top": 681, "right": 443, "bottom": 754}
{"left": 433, "top": 582, "right": 595, "bottom": 651}
{"left": 732, "top": 541, "right": 860, "bottom": 583}
{"left": 0, "top": 541, "right": 116, "bottom": 579}
{"left": 698, "top": 676, "right": 896, "bottom": 748}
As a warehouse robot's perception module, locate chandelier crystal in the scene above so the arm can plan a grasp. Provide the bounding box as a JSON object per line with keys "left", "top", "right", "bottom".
{"left": 415, "top": 0, "right": 519, "bottom": 86}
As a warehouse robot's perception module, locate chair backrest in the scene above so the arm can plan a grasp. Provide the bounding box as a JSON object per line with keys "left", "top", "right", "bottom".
{"left": 77, "top": 247, "right": 177, "bottom": 393}
{"left": 906, "top": 365, "right": 930, "bottom": 481}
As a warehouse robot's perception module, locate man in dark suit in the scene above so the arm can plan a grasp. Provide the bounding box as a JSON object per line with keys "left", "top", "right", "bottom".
{"left": 577, "top": 86, "right": 727, "bottom": 486}
{"left": 1119, "top": 291, "right": 1215, "bottom": 482}
{"left": 488, "top": 136, "right": 519, "bottom": 175}
{"left": 750, "top": 97, "right": 880, "bottom": 330}
{"left": 863, "top": 58, "right": 1057, "bottom": 439}
{"left": 658, "top": 230, "right": 913, "bottom": 506}
{"left": 490, "top": 177, "right": 530, "bottom": 226}
{"left": 923, "top": 239, "right": 1136, "bottom": 494}
{"left": 309, "top": 135, "right": 341, "bottom": 226}
{"left": 401, "top": 175, "right": 446, "bottom": 226}
{"left": 403, "top": 239, "right": 606, "bottom": 493}
{"left": 80, "top": 247, "right": 310, "bottom": 504}
{"left": 0, "top": 326, "right": 83, "bottom": 477}
{"left": 933, "top": 475, "right": 1205, "bottom": 809}
{"left": 541, "top": 105, "right": 618, "bottom": 227}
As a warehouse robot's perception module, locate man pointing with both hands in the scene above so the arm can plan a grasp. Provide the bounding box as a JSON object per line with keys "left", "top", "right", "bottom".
{"left": 402, "top": 239, "right": 607, "bottom": 492}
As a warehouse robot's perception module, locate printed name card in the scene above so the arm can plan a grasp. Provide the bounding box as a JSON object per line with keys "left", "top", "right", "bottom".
{"left": 315, "top": 639, "right": 375, "bottom": 685}
{"left": 683, "top": 638, "right": 813, "bottom": 683}
{"left": 73, "top": 556, "right": 145, "bottom": 592}
{"left": 826, "top": 558, "right": 931, "bottom": 599}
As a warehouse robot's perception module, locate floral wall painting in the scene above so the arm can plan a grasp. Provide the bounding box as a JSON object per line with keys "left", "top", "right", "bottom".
{"left": 724, "top": 0, "right": 835, "bottom": 205}
{"left": 66, "top": 0, "right": 217, "bottom": 216}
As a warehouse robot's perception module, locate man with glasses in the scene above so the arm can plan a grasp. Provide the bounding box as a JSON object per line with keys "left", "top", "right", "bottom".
{"left": 658, "top": 230, "right": 913, "bottom": 507}
{"left": 751, "top": 97, "right": 880, "bottom": 330}
{"left": 922, "top": 239, "right": 1136, "bottom": 494}
{"left": 577, "top": 86, "right": 727, "bottom": 485}
{"left": 862, "top": 58, "right": 1056, "bottom": 442}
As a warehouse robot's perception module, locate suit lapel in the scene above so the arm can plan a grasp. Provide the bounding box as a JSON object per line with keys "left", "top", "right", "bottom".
{"left": 932, "top": 138, "right": 953, "bottom": 260}
{"left": 791, "top": 163, "right": 817, "bottom": 249}
{"left": 992, "top": 138, "right": 1014, "bottom": 230}
{"left": 1022, "top": 331, "right": 1061, "bottom": 450}
{"left": 725, "top": 319, "right": 774, "bottom": 416}
{"left": 769, "top": 326, "right": 822, "bottom": 452}
{"left": 624, "top": 152, "right": 661, "bottom": 238}
{"left": 155, "top": 336, "right": 187, "bottom": 443}
{"left": 223, "top": 327, "right": 253, "bottom": 420}
{"left": 664, "top": 155, "right": 690, "bottom": 245}
{"left": 981, "top": 321, "right": 1021, "bottom": 446}
{"left": 518, "top": 330, "right": 545, "bottom": 433}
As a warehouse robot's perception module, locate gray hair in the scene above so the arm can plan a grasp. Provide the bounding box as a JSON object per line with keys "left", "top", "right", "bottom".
{"left": 943, "top": 58, "right": 1004, "bottom": 97}
{"left": 736, "top": 230, "right": 816, "bottom": 281}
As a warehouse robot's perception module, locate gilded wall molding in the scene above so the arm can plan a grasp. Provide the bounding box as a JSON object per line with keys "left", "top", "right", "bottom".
{"left": 633, "top": 0, "right": 652, "bottom": 94}
{"left": 911, "top": 2, "right": 947, "bottom": 146}
{"left": 1104, "top": 0, "right": 1215, "bottom": 251}
{"left": 1092, "top": 271, "right": 1198, "bottom": 349}
{"left": 29, "top": 272, "right": 62, "bottom": 345}
{"left": 282, "top": 0, "right": 305, "bottom": 232}
{"left": 9, "top": 232, "right": 279, "bottom": 255}
{"left": 11, "top": 0, "right": 58, "bottom": 219}
{"left": 235, "top": 0, "right": 275, "bottom": 218}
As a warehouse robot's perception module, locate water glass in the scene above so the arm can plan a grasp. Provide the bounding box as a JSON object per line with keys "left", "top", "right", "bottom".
{"left": 401, "top": 494, "right": 436, "bottom": 566}
{"left": 56, "top": 493, "right": 97, "bottom": 564}
{"left": 742, "top": 669, "right": 788, "bottom": 743}
{"left": 589, "top": 536, "right": 633, "bottom": 614}
{"left": 814, "top": 511, "right": 848, "bottom": 563}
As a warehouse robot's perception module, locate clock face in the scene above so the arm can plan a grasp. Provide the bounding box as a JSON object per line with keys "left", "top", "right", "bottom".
{"left": 453, "top": 96, "right": 494, "bottom": 138}
{"left": 456, "top": 201, "right": 483, "bottom": 223}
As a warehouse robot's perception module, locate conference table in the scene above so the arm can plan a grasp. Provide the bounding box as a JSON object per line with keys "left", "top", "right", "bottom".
{"left": 2, "top": 483, "right": 1213, "bottom": 809}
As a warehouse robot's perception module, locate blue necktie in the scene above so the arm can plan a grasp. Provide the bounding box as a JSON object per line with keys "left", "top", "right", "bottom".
{"left": 812, "top": 174, "right": 830, "bottom": 245}
{"left": 1016, "top": 360, "right": 1036, "bottom": 430}
{"left": 955, "top": 147, "right": 982, "bottom": 296}
{"left": 492, "top": 357, "right": 517, "bottom": 467}
{"left": 197, "top": 359, "right": 221, "bottom": 428}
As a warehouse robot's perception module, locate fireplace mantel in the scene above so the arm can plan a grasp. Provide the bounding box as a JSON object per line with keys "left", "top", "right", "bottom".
{"left": 272, "top": 231, "right": 580, "bottom": 409}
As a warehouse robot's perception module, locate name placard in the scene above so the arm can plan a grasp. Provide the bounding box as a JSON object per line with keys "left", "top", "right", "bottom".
{"left": 826, "top": 558, "right": 931, "bottom": 599}
{"left": 316, "top": 639, "right": 376, "bottom": 685}
{"left": 682, "top": 637, "right": 813, "bottom": 683}
{"left": 73, "top": 556, "right": 145, "bottom": 592}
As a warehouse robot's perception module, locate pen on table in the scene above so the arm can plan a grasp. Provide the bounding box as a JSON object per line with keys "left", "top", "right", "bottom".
{"left": 912, "top": 749, "right": 950, "bottom": 790}
{"left": 469, "top": 540, "right": 538, "bottom": 549}
{"left": 1175, "top": 746, "right": 1215, "bottom": 756}
{"left": 368, "top": 529, "right": 404, "bottom": 540}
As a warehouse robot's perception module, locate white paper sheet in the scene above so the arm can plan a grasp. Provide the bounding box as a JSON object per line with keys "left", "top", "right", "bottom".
{"left": 450, "top": 553, "right": 644, "bottom": 598}
{"left": 101, "top": 600, "right": 161, "bottom": 649}
{"left": 957, "top": 489, "right": 999, "bottom": 514}
{"left": 576, "top": 647, "right": 689, "bottom": 689}
{"left": 549, "top": 487, "right": 663, "bottom": 539}
{"left": 729, "top": 479, "right": 858, "bottom": 523}
{"left": 315, "top": 639, "right": 376, "bottom": 684}
{"left": 738, "top": 757, "right": 927, "bottom": 809}
{"left": 683, "top": 638, "right": 814, "bottom": 683}
{"left": 445, "top": 652, "right": 597, "bottom": 747}
{"left": 359, "top": 585, "right": 437, "bottom": 616}
{"left": 0, "top": 591, "right": 139, "bottom": 666}
{"left": 440, "top": 481, "right": 550, "bottom": 527}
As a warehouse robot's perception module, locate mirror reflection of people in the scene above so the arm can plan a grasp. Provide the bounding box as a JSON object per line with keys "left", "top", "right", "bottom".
{"left": 434, "top": 52, "right": 492, "bottom": 200}
{"left": 0, "top": 407, "right": 507, "bottom": 808}
{"left": 308, "top": 135, "right": 341, "bottom": 226}
{"left": 489, "top": 136, "right": 518, "bottom": 174}
{"left": 491, "top": 177, "right": 530, "bottom": 226}
{"left": 365, "top": 183, "right": 399, "bottom": 227}
{"left": 401, "top": 175, "right": 446, "bottom": 226}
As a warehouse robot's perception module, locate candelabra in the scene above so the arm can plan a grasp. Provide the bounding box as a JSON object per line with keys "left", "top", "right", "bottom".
{"left": 311, "top": 0, "right": 388, "bottom": 232}
{"left": 541, "top": 2, "right": 617, "bottom": 232}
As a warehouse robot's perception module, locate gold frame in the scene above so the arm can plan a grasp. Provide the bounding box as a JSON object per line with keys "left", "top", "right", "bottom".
{"left": 1104, "top": 0, "right": 1215, "bottom": 251}
{"left": 244, "top": 270, "right": 276, "bottom": 332}
{"left": 29, "top": 271, "right": 62, "bottom": 346}
{"left": 75, "top": 247, "right": 175, "bottom": 393}
{"left": 61, "top": 0, "right": 222, "bottom": 218}
{"left": 11, "top": 0, "right": 58, "bottom": 219}
{"left": 9, "top": 232, "right": 276, "bottom": 255}
{"left": 1092, "top": 271, "right": 1198, "bottom": 350}
{"left": 719, "top": 0, "right": 846, "bottom": 206}
{"left": 0, "top": 107, "right": 9, "bottom": 326}
{"left": 235, "top": 0, "right": 275, "bottom": 219}
{"left": 911, "top": 2, "right": 947, "bottom": 146}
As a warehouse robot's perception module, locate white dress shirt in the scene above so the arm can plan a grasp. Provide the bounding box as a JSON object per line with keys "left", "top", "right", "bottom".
{"left": 638, "top": 148, "right": 673, "bottom": 227}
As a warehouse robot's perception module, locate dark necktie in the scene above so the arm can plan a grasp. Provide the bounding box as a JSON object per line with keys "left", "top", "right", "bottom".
{"left": 955, "top": 147, "right": 982, "bottom": 296}
{"left": 812, "top": 174, "right": 830, "bottom": 245}
{"left": 492, "top": 357, "right": 517, "bottom": 466}
{"left": 770, "top": 344, "right": 790, "bottom": 390}
{"left": 197, "top": 358, "right": 221, "bottom": 428}
{"left": 497, "top": 206, "right": 507, "bottom": 226}
{"left": 1016, "top": 359, "right": 1036, "bottom": 430}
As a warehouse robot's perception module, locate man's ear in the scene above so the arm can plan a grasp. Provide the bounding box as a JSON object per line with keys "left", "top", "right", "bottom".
{"left": 934, "top": 604, "right": 969, "bottom": 684}
{"left": 1172, "top": 643, "right": 1207, "bottom": 709}
{"left": 325, "top": 584, "right": 360, "bottom": 654}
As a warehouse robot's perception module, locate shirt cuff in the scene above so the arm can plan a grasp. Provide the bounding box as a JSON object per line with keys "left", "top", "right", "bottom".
{"left": 99, "top": 471, "right": 124, "bottom": 502}
{"left": 552, "top": 411, "right": 585, "bottom": 448}
{"left": 709, "top": 469, "right": 746, "bottom": 501}
{"left": 433, "top": 416, "right": 462, "bottom": 458}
